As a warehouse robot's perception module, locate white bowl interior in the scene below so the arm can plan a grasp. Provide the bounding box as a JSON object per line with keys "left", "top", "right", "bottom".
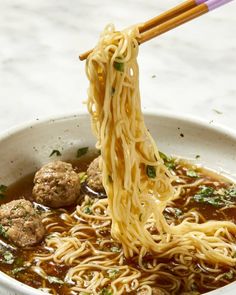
{"left": 0, "top": 111, "right": 235, "bottom": 295}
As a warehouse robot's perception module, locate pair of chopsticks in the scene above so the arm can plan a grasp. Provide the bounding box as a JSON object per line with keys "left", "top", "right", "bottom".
{"left": 79, "top": 0, "right": 233, "bottom": 61}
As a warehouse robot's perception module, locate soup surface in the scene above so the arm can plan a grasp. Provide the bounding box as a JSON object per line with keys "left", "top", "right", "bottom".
{"left": 0, "top": 153, "right": 236, "bottom": 295}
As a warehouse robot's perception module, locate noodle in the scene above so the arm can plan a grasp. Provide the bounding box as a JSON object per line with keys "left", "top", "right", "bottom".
{"left": 30, "top": 25, "right": 236, "bottom": 294}
{"left": 86, "top": 23, "right": 236, "bottom": 262}
{"left": 86, "top": 24, "right": 176, "bottom": 257}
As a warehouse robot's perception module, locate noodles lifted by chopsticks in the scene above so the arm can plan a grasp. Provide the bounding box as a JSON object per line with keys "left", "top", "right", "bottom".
{"left": 86, "top": 24, "right": 236, "bottom": 264}
{"left": 86, "top": 24, "right": 176, "bottom": 257}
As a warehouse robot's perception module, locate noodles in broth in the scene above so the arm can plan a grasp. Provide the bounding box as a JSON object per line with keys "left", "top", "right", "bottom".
{"left": 86, "top": 24, "right": 236, "bottom": 262}
{"left": 1, "top": 24, "right": 236, "bottom": 295}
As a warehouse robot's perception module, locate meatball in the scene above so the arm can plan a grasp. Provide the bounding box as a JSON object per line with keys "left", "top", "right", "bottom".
{"left": 137, "top": 288, "right": 165, "bottom": 295}
{"left": 33, "top": 161, "right": 80, "bottom": 208}
{"left": 0, "top": 199, "right": 45, "bottom": 247}
{"left": 87, "top": 156, "right": 104, "bottom": 191}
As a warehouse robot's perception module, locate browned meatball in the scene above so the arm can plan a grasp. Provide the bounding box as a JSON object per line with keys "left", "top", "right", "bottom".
{"left": 33, "top": 161, "right": 80, "bottom": 208}
{"left": 137, "top": 288, "right": 165, "bottom": 295}
{"left": 87, "top": 156, "right": 104, "bottom": 191}
{"left": 0, "top": 199, "right": 45, "bottom": 247}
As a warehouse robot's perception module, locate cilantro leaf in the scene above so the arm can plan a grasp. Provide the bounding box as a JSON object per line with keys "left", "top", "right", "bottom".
{"left": 0, "top": 185, "right": 7, "bottom": 193}
{"left": 12, "top": 267, "right": 26, "bottom": 275}
{"left": 107, "top": 269, "right": 119, "bottom": 278}
{"left": 77, "top": 147, "right": 89, "bottom": 158}
{"left": 186, "top": 170, "right": 199, "bottom": 178}
{"left": 47, "top": 276, "right": 64, "bottom": 284}
{"left": 49, "top": 150, "right": 61, "bottom": 157}
{"left": 83, "top": 207, "right": 92, "bottom": 215}
{"left": 0, "top": 224, "right": 8, "bottom": 238}
{"left": 159, "top": 151, "right": 176, "bottom": 170}
{"left": 193, "top": 186, "right": 236, "bottom": 208}
{"left": 146, "top": 165, "right": 156, "bottom": 178}
{"left": 224, "top": 270, "right": 234, "bottom": 280}
{"left": 110, "top": 246, "right": 121, "bottom": 253}
{"left": 114, "top": 61, "right": 124, "bottom": 72}
{"left": 3, "top": 251, "right": 14, "bottom": 264}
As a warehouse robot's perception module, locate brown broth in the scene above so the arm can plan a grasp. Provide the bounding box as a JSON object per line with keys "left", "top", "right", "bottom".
{"left": 0, "top": 156, "right": 236, "bottom": 295}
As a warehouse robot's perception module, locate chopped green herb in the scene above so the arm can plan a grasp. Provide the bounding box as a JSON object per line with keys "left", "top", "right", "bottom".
{"left": 78, "top": 172, "right": 87, "bottom": 183}
{"left": 159, "top": 151, "right": 176, "bottom": 170}
{"left": 227, "top": 187, "right": 236, "bottom": 197}
{"left": 224, "top": 270, "right": 234, "bottom": 280}
{"left": 174, "top": 208, "right": 183, "bottom": 217}
{"left": 3, "top": 251, "right": 14, "bottom": 264}
{"left": 186, "top": 170, "right": 199, "bottom": 178}
{"left": 107, "top": 269, "right": 119, "bottom": 278}
{"left": 198, "top": 186, "right": 214, "bottom": 196}
{"left": 195, "top": 155, "right": 200, "bottom": 159}
{"left": 0, "top": 185, "right": 7, "bottom": 193}
{"left": 193, "top": 186, "right": 218, "bottom": 206}
{"left": 0, "top": 185, "right": 7, "bottom": 200}
{"left": 83, "top": 207, "right": 92, "bottom": 215}
{"left": 110, "top": 246, "right": 121, "bottom": 253}
{"left": 165, "top": 161, "right": 176, "bottom": 170}
{"left": 0, "top": 225, "right": 8, "bottom": 238}
{"left": 49, "top": 150, "right": 61, "bottom": 157}
{"left": 47, "top": 276, "right": 64, "bottom": 284}
{"left": 159, "top": 151, "right": 168, "bottom": 161}
{"left": 12, "top": 267, "right": 26, "bottom": 275}
{"left": 193, "top": 186, "right": 236, "bottom": 208}
{"left": 151, "top": 74, "right": 156, "bottom": 78}
{"left": 114, "top": 61, "right": 124, "bottom": 72}
{"left": 194, "top": 196, "right": 223, "bottom": 207}
{"left": 146, "top": 165, "right": 156, "bottom": 178}
{"left": 77, "top": 147, "right": 89, "bottom": 158}
{"left": 100, "top": 288, "right": 113, "bottom": 295}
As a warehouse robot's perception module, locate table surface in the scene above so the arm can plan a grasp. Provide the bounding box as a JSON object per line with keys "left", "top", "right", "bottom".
{"left": 0, "top": 0, "right": 235, "bottom": 132}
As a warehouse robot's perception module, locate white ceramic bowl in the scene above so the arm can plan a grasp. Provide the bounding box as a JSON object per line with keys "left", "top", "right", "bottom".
{"left": 0, "top": 111, "right": 236, "bottom": 295}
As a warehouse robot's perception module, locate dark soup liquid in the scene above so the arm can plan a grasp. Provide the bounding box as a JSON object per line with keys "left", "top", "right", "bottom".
{"left": 0, "top": 155, "right": 236, "bottom": 295}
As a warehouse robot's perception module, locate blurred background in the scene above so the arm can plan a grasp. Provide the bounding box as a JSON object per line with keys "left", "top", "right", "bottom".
{"left": 0, "top": 0, "right": 235, "bottom": 131}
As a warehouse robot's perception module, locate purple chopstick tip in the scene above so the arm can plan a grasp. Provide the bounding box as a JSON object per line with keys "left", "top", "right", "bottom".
{"left": 207, "top": 0, "right": 234, "bottom": 10}
{"left": 197, "top": 0, "right": 234, "bottom": 10}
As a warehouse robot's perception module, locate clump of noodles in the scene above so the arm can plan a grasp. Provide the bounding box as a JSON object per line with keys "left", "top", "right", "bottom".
{"left": 30, "top": 24, "right": 236, "bottom": 295}
{"left": 86, "top": 24, "right": 177, "bottom": 257}
{"left": 34, "top": 191, "right": 236, "bottom": 294}
{"left": 86, "top": 24, "right": 236, "bottom": 261}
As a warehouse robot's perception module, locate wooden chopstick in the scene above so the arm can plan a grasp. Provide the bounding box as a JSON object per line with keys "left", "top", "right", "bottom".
{"left": 79, "top": 0, "right": 232, "bottom": 61}
{"left": 139, "top": 3, "right": 208, "bottom": 44}
{"left": 138, "top": 0, "right": 201, "bottom": 33}
{"left": 79, "top": 0, "right": 200, "bottom": 61}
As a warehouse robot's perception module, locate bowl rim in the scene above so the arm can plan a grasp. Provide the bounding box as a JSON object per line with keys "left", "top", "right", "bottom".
{"left": 0, "top": 109, "right": 236, "bottom": 295}
{"left": 1, "top": 109, "right": 236, "bottom": 141}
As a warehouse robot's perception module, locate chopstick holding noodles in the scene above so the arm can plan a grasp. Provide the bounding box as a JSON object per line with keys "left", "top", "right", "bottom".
{"left": 79, "top": 0, "right": 234, "bottom": 61}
